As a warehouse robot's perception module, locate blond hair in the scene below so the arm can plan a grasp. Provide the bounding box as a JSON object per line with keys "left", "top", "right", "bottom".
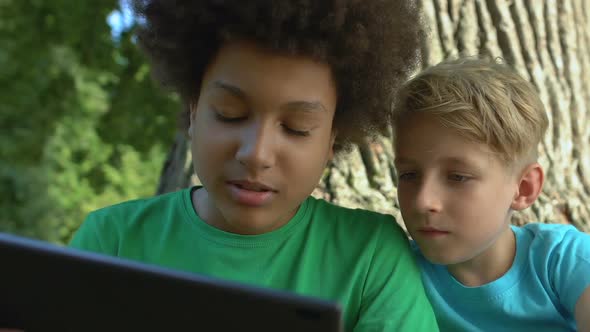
{"left": 392, "top": 57, "right": 549, "bottom": 165}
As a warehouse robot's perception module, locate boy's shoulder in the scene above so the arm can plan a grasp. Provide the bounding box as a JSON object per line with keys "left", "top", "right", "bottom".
{"left": 515, "top": 223, "right": 590, "bottom": 248}
{"left": 514, "top": 223, "right": 590, "bottom": 262}
{"left": 86, "top": 187, "right": 189, "bottom": 227}
{"left": 69, "top": 187, "right": 190, "bottom": 253}
{"left": 306, "top": 196, "right": 408, "bottom": 245}
{"left": 515, "top": 223, "right": 590, "bottom": 316}
{"left": 516, "top": 221, "right": 579, "bottom": 235}
{"left": 309, "top": 195, "right": 392, "bottom": 217}
{"left": 308, "top": 196, "right": 399, "bottom": 228}
{"left": 96, "top": 187, "right": 185, "bottom": 211}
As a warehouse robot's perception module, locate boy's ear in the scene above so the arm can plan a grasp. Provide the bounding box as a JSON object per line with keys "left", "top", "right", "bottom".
{"left": 187, "top": 101, "right": 196, "bottom": 138}
{"left": 328, "top": 130, "right": 337, "bottom": 161}
{"left": 511, "top": 162, "right": 544, "bottom": 211}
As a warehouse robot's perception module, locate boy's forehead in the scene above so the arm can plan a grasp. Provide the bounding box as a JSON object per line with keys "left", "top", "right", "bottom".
{"left": 205, "top": 40, "right": 332, "bottom": 77}
{"left": 394, "top": 152, "right": 492, "bottom": 168}
{"left": 200, "top": 41, "right": 335, "bottom": 94}
{"left": 394, "top": 118, "right": 501, "bottom": 168}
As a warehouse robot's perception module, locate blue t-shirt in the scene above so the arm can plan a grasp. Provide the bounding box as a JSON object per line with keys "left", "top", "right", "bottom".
{"left": 414, "top": 223, "right": 590, "bottom": 331}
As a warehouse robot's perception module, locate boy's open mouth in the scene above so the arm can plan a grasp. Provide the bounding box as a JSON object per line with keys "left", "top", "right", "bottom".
{"left": 227, "top": 181, "right": 276, "bottom": 206}
{"left": 227, "top": 180, "right": 276, "bottom": 192}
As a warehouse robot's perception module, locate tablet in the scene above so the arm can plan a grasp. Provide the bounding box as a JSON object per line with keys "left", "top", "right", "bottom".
{"left": 0, "top": 232, "right": 342, "bottom": 332}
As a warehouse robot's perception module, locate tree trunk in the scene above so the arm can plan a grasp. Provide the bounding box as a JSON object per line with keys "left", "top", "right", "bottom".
{"left": 156, "top": 0, "right": 590, "bottom": 232}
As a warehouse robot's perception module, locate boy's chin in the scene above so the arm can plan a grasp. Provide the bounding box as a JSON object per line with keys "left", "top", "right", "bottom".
{"left": 416, "top": 244, "right": 459, "bottom": 266}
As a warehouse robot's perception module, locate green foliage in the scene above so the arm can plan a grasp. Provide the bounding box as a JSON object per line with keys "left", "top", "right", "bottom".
{"left": 1, "top": 0, "right": 180, "bottom": 243}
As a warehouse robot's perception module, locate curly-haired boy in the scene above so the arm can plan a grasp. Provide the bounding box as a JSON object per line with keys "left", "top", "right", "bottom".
{"left": 70, "top": 1, "right": 439, "bottom": 331}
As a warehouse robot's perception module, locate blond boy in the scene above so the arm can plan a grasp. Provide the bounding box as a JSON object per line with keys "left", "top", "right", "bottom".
{"left": 392, "top": 58, "right": 590, "bottom": 331}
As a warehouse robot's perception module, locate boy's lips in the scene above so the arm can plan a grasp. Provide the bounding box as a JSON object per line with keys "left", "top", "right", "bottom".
{"left": 226, "top": 180, "right": 277, "bottom": 206}
{"left": 417, "top": 226, "right": 450, "bottom": 237}
{"left": 227, "top": 180, "right": 277, "bottom": 192}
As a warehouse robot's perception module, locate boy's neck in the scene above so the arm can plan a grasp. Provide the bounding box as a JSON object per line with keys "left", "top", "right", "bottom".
{"left": 447, "top": 226, "right": 516, "bottom": 287}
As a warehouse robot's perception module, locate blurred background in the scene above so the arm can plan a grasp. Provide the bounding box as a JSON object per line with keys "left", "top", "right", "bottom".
{"left": 1, "top": 0, "right": 181, "bottom": 244}
{"left": 2, "top": 0, "right": 590, "bottom": 245}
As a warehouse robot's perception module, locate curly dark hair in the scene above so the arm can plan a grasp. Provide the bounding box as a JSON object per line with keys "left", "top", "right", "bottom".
{"left": 132, "top": 0, "right": 424, "bottom": 151}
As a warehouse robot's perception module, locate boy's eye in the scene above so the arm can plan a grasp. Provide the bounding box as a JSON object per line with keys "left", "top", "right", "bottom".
{"left": 448, "top": 174, "right": 470, "bottom": 182}
{"left": 398, "top": 172, "right": 417, "bottom": 181}
{"left": 282, "top": 124, "right": 310, "bottom": 137}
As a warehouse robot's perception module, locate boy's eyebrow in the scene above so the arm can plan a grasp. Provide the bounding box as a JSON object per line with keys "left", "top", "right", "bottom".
{"left": 442, "top": 156, "right": 481, "bottom": 168}
{"left": 281, "top": 101, "right": 327, "bottom": 113}
{"left": 212, "top": 81, "right": 247, "bottom": 100}
{"left": 211, "top": 80, "right": 327, "bottom": 113}
{"left": 393, "top": 156, "right": 484, "bottom": 168}
{"left": 438, "top": 156, "right": 487, "bottom": 171}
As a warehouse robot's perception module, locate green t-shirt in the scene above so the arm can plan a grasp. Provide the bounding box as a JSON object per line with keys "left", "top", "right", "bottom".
{"left": 70, "top": 187, "right": 438, "bottom": 331}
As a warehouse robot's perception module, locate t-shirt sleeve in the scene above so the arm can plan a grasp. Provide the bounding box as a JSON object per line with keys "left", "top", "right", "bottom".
{"left": 68, "top": 211, "right": 117, "bottom": 255}
{"left": 549, "top": 227, "right": 590, "bottom": 314}
{"left": 353, "top": 217, "right": 439, "bottom": 332}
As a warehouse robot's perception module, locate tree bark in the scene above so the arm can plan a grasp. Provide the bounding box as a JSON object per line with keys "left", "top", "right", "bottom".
{"left": 156, "top": 0, "right": 590, "bottom": 232}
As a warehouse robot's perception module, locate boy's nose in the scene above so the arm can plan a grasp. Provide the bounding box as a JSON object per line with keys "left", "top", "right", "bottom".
{"left": 235, "top": 123, "right": 276, "bottom": 171}
{"left": 414, "top": 179, "right": 442, "bottom": 214}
